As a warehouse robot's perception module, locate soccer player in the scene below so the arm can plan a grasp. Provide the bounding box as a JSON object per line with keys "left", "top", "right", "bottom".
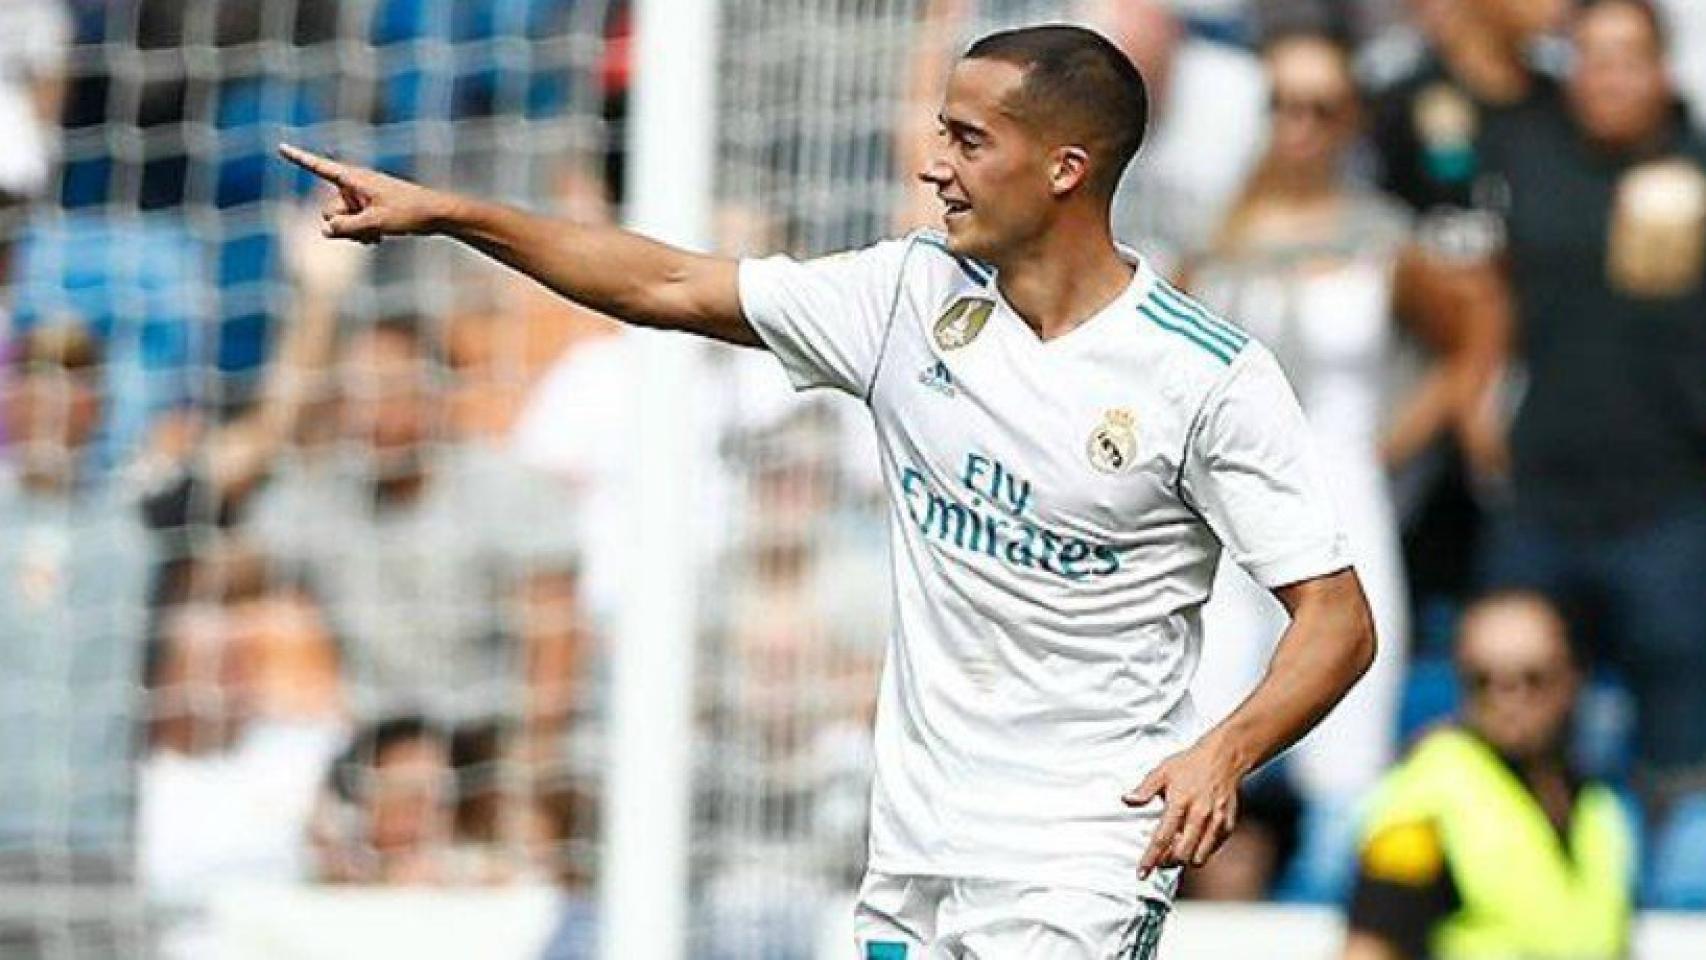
{"left": 280, "top": 23, "right": 1375, "bottom": 959}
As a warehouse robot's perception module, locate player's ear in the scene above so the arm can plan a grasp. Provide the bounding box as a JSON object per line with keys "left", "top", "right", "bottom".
{"left": 1049, "top": 145, "right": 1091, "bottom": 197}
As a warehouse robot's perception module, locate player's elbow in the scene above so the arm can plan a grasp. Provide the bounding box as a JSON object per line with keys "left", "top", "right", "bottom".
{"left": 1341, "top": 579, "right": 1378, "bottom": 686}
{"left": 623, "top": 257, "right": 754, "bottom": 346}
{"left": 1285, "top": 568, "right": 1378, "bottom": 686}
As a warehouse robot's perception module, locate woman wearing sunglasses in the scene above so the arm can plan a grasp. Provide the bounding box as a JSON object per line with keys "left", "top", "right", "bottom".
{"left": 1183, "top": 29, "right": 1494, "bottom": 820}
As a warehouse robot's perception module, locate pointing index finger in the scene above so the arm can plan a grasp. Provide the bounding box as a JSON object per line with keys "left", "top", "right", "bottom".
{"left": 279, "top": 143, "right": 351, "bottom": 187}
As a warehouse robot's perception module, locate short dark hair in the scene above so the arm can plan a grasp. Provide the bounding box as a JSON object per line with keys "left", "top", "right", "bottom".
{"left": 329, "top": 714, "right": 448, "bottom": 800}
{"left": 1577, "top": 0, "right": 1670, "bottom": 52}
{"left": 963, "top": 24, "right": 1149, "bottom": 198}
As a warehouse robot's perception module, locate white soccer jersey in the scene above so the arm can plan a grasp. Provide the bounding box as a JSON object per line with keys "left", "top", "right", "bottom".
{"left": 739, "top": 231, "right": 1349, "bottom": 902}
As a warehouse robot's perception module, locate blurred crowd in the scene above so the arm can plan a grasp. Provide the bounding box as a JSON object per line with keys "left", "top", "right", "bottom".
{"left": 1, "top": 0, "right": 1705, "bottom": 958}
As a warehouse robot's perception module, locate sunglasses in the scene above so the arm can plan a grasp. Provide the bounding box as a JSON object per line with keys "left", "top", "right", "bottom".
{"left": 1268, "top": 94, "right": 1352, "bottom": 123}
{"left": 1460, "top": 666, "right": 1565, "bottom": 698}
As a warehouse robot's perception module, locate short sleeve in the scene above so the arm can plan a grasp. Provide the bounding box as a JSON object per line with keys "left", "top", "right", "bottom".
{"left": 738, "top": 237, "right": 914, "bottom": 397}
{"left": 1180, "top": 347, "right": 1350, "bottom": 589}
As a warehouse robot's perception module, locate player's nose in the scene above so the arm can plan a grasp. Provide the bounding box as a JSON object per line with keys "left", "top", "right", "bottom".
{"left": 918, "top": 155, "right": 953, "bottom": 186}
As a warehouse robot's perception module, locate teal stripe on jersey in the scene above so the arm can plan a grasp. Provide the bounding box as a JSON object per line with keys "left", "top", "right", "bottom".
{"left": 1145, "top": 292, "right": 1245, "bottom": 356}
{"left": 1137, "top": 303, "right": 1233, "bottom": 364}
{"left": 1152, "top": 283, "right": 1248, "bottom": 348}
{"left": 915, "top": 234, "right": 993, "bottom": 285}
{"left": 1154, "top": 280, "right": 1246, "bottom": 341}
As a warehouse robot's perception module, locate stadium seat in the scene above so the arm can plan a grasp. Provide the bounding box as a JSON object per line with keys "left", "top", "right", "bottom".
{"left": 1273, "top": 794, "right": 1365, "bottom": 905}
{"left": 1395, "top": 654, "right": 1459, "bottom": 747}
{"left": 1648, "top": 793, "right": 1706, "bottom": 910}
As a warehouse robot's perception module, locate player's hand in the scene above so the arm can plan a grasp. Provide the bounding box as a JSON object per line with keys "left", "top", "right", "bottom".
{"left": 1124, "top": 737, "right": 1246, "bottom": 878}
{"left": 278, "top": 143, "right": 453, "bottom": 244}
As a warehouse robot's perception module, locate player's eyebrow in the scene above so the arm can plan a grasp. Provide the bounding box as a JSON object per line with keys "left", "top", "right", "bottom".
{"left": 937, "top": 113, "right": 990, "bottom": 140}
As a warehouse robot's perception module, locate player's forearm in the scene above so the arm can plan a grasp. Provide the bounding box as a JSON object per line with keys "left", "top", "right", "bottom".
{"left": 280, "top": 143, "right": 757, "bottom": 344}
{"left": 1202, "top": 570, "right": 1376, "bottom": 777}
{"left": 441, "top": 194, "right": 755, "bottom": 344}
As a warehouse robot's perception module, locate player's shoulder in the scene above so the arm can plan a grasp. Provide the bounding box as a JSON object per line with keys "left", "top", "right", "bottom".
{"left": 1132, "top": 275, "right": 1265, "bottom": 387}
{"left": 902, "top": 228, "right": 998, "bottom": 294}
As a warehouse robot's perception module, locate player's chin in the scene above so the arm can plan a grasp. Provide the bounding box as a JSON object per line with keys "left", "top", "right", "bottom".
{"left": 940, "top": 213, "right": 985, "bottom": 256}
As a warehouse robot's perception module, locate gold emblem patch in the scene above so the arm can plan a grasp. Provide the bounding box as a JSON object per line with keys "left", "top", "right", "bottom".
{"left": 1414, "top": 84, "right": 1477, "bottom": 152}
{"left": 1608, "top": 159, "right": 1706, "bottom": 298}
{"left": 1088, "top": 409, "right": 1138, "bottom": 474}
{"left": 933, "top": 297, "right": 994, "bottom": 351}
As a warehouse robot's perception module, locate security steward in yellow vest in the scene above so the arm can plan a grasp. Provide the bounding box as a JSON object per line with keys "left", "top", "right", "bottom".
{"left": 1341, "top": 592, "right": 1636, "bottom": 960}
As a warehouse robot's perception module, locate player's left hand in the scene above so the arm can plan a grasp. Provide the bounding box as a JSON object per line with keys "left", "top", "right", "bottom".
{"left": 1124, "top": 737, "right": 1247, "bottom": 878}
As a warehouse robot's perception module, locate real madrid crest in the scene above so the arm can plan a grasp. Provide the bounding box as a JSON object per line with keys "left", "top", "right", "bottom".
{"left": 1088, "top": 408, "right": 1138, "bottom": 474}
{"left": 934, "top": 297, "right": 994, "bottom": 351}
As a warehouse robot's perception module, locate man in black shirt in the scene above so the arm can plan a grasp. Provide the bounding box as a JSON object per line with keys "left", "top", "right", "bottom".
{"left": 1481, "top": 0, "right": 1706, "bottom": 812}
{"left": 1367, "top": 0, "right": 1565, "bottom": 609}
{"left": 1371, "top": 0, "right": 1564, "bottom": 260}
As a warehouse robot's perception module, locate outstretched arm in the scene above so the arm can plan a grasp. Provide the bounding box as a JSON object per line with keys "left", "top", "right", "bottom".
{"left": 277, "top": 144, "right": 760, "bottom": 347}
{"left": 1127, "top": 568, "right": 1376, "bottom": 876}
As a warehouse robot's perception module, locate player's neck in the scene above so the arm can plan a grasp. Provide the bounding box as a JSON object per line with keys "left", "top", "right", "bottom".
{"left": 992, "top": 221, "right": 1133, "bottom": 343}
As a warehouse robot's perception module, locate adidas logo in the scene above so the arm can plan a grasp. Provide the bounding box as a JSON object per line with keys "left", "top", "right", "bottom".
{"left": 918, "top": 360, "right": 958, "bottom": 397}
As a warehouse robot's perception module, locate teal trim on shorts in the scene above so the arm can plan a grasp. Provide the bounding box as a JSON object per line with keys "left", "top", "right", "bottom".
{"left": 866, "top": 941, "right": 909, "bottom": 960}
{"left": 1118, "top": 899, "right": 1170, "bottom": 960}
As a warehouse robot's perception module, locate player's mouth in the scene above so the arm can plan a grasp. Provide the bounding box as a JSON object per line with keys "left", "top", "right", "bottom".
{"left": 941, "top": 197, "right": 972, "bottom": 223}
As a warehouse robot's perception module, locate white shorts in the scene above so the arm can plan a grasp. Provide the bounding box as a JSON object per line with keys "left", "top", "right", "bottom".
{"left": 853, "top": 871, "right": 1169, "bottom": 960}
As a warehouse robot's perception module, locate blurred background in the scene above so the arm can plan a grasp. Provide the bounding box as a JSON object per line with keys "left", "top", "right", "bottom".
{"left": 1, "top": 0, "right": 1704, "bottom": 957}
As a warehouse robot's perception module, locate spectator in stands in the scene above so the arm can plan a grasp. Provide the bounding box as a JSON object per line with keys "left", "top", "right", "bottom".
{"left": 310, "top": 714, "right": 556, "bottom": 886}
{"left": 246, "top": 308, "right": 585, "bottom": 764}
{"left": 1364, "top": 0, "right": 1563, "bottom": 615}
{"left": 1342, "top": 592, "right": 1635, "bottom": 960}
{"left": 312, "top": 716, "right": 458, "bottom": 885}
{"left": 1371, "top": 0, "right": 1566, "bottom": 232}
{"left": 139, "top": 546, "right": 343, "bottom": 958}
{"left": 0, "top": 322, "right": 150, "bottom": 957}
{"left": 1186, "top": 23, "right": 1505, "bottom": 827}
{"left": 0, "top": 0, "right": 68, "bottom": 326}
{"left": 0, "top": 207, "right": 345, "bottom": 957}
{"left": 1478, "top": 0, "right": 1706, "bottom": 825}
